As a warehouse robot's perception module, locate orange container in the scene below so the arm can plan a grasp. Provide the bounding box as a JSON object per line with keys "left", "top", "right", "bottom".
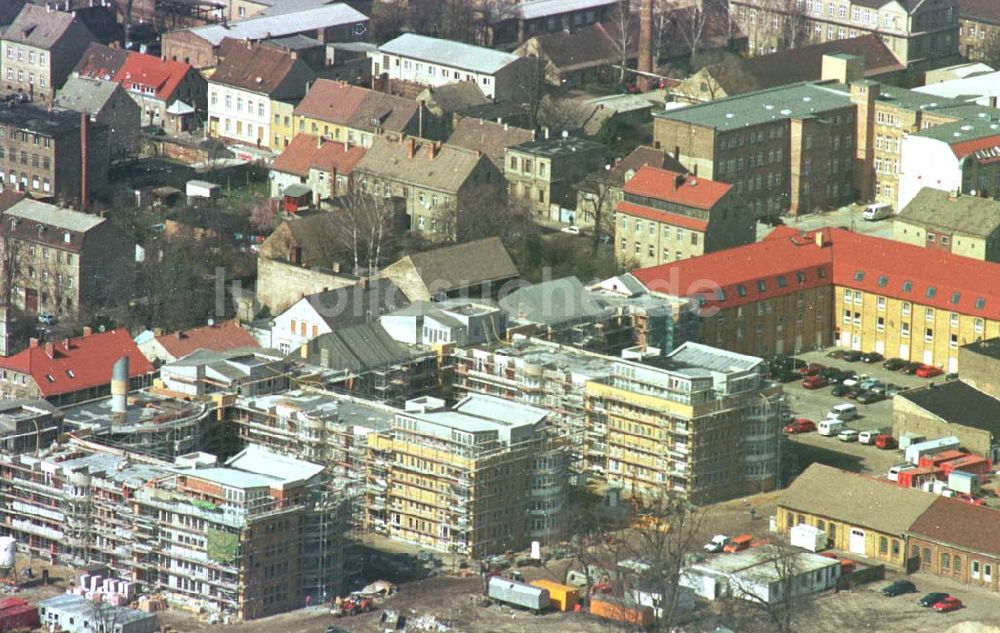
{"left": 530, "top": 580, "right": 580, "bottom": 612}
{"left": 589, "top": 597, "right": 653, "bottom": 628}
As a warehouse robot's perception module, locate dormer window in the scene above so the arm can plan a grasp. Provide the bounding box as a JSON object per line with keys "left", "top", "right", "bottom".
{"left": 63, "top": 232, "right": 71, "bottom": 243}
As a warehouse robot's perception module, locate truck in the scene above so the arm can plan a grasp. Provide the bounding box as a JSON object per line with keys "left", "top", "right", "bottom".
{"left": 486, "top": 576, "right": 550, "bottom": 613}
{"left": 905, "top": 436, "right": 960, "bottom": 465}
{"left": 589, "top": 597, "right": 653, "bottom": 628}
{"left": 530, "top": 579, "right": 579, "bottom": 612}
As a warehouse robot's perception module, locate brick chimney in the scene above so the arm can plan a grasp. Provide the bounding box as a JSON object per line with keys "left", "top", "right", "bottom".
{"left": 428, "top": 141, "right": 439, "bottom": 161}
{"left": 406, "top": 137, "right": 415, "bottom": 159}
{"left": 80, "top": 112, "right": 88, "bottom": 211}
{"left": 83, "top": 326, "right": 92, "bottom": 337}
{"left": 44, "top": 342, "right": 54, "bottom": 358}
{"left": 29, "top": 337, "right": 39, "bottom": 348}
{"left": 637, "top": 0, "right": 654, "bottom": 92}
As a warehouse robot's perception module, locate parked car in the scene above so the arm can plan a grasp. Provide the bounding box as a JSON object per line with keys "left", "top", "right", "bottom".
{"left": 887, "top": 463, "right": 915, "bottom": 481}
{"left": 841, "top": 350, "right": 863, "bottom": 362}
{"left": 831, "top": 384, "right": 851, "bottom": 397}
{"left": 723, "top": 534, "right": 753, "bottom": 553}
{"left": 918, "top": 592, "right": 949, "bottom": 607}
{"left": 858, "top": 430, "right": 882, "bottom": 445}
{"left": 916, "top": 365, "right": 944, "bottom": 378}
{"left": 861, "top": 352, "right": 884, "bottom": 363}
{"left": 845, "top": 386, "right": 864, "bottom": 399}
{"left": 704, "top": 535, "right": 730, "bottom": 553}
{"left": 900, "top": 362, "right": 923, "bottom": 375}
{"left": 784, "top": 419, "right": 817, "bottom": 434}
{"left": 882, "top": 580, "right": 917, "bottom": 597}
{"left": 858, "top": 377, "right": 881, "bottom": 390}
{"left": 857, "top": 391, "right": 886, "bottom": 405}
{"left": 932, "top": 596, "right": 963, "bottom": 613}
{"left": 883, "top": 358, "right": 908, "bottom": 371}
{"left": 560, "top": 225, "right": 581, "bottom": 235}
{"left": 875, "top": 434, "right": 898, "bottom": 449}
{"left": 826, "top": 349, "right": 846, "bottom": 359}
{"left": 802, "top": 375, "right": 830, "bottom": 389}
{"left": 820, "top": 366, "right": 843, "bottom": 380}
{"left": 799, "top": 363, "right": 825, "bottom": 376}
{"left": 841, "top": 374, "right": 868, "bottom": 387}
{"left": 837, "top": 429, "right": 859, "bottom": 442}
{"left": 771, "top": 370, "right": 800, "bottom": 383}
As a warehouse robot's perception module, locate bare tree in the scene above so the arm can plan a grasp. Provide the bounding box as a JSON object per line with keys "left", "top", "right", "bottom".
{"left": 778, "top": 0, "right": 811, "bottom": 51}
{"left": 575, "top": 170, "right": 617, "bottom": 256}
{"left": 609, "top": 0, "right": 635, "bottom": 83}
{"left": 724, "top": 539, "right": 821, "bottom": 633}
{"left": 622, "top": 493, "right": 706, "bottom": 632}
{"left": 334, "top": 188, "right": 398, "bottom": 275}
{"left": 677, "top": 5, "right": 710, "bottom": 67}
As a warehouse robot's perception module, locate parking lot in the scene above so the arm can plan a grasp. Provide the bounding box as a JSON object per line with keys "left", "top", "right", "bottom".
{"left": 779, "top": 349, "right": 950, "bottom": 480}
{"left": 757, "top": 204, "right": 897, "bottom": 241}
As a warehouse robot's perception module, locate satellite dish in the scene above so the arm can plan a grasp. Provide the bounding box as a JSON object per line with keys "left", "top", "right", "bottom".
{"left": 207, "top": 318, "right": 215, "bottom": 326}
{"left": 98, "top": 325, "right": 106, "bottom": 332}
{"left": 354, "top": 23, "right": 367, "bottom": 36}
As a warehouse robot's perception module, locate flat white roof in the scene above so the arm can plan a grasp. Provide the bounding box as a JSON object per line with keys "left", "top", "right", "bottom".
{"left": 379, "top": 33, "right": 519, "bottom": 75}
{"left": 5, "top": 198, "right": 104, "bottom": 232}
{"left": 189, "top": 4, "right": 367, "bottom": 46}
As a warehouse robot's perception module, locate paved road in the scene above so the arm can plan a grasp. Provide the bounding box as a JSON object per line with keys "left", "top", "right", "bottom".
{"left": 758, "top": 204, "right": 897, "bottom": 241}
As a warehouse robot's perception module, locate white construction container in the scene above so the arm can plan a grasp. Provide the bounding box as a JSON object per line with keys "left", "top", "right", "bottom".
{"left": 790, "top": 524, "right": 827, "bottom": 552}
{"left": 0, "top": 536, "right": 15, "bottom": 568}
{"left": 948, "top": 471, "right": 980, "bottom": 495}
{"left": 905, "top": 436, "right": 960, "bottom": 464}
{"left": 898, "top": 433, "right": 926, "bottom": 451}
{"left": 185, "top": 179, "right": 221, "bottom": 199}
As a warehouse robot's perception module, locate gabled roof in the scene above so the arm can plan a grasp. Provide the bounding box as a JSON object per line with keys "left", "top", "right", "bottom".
{"left": 73, "top": 42, "right": 129, "bottom": 81}
{"left": 960, "top": 0, "right": 1000, "bottom": 24}
{"left": 895, "top": 380, "right": 1000, "bottom": 433}
{"left": 447, "top": 118, "right": 535, "bottom": 169}
{"left": 354, "top": 136, "right": 486, "bottom": 194}
{"left": 387, "top": 237, "right": 519, "bottom": 299}
{"left": 113, "top": 52, "right": 194, "bottom": 102}
{"left": 500, "top": 276, "right": 608, "bottom": 326}
{"left": 523, "top": 22, "right": 619, "bottom": 71}
{"left": 897, "top": 188, "right": 1000, "bottom": 238}
{"left": 211, "top": 39, "right": 311, "bottom": 94}
{"left": 53, "top": 76, "right": 122, "bottom": 116}
{"left": 0, "top": 330, "right": 155, "bottom": 398}
{"left": 299, "top": 279, "right": 410, "bottom": 330}
{"left": 908, "top": 496, "right": 1000, "bottom": 556}
{"left": 155, "top": 320, "right": 259, "bottom": 360}
{"left": 417, "top": 82, "right": 490, "bottom": 114}
{"left": 272, "top": 134, "right": 367, "bottom": 178}
{"left": 633, "top": 226, "right": 1000, "bottom": 321}
{"left": 297, "top": 322, "right": 412, "bottom": 372}
{"left": 514, "top": 0, "right": 616, "bottom": 20}
{"left": 185, "top": 3, "right": 368, "bottom": 47}
{"left": 779, "top": 464, "right": 937, "bottom": 535}
{"left": 379, "top": 33, "right": 520, "bottom": 75}
{"left": 4, "top": 4, "right": 88, "bottom": 49}
{"left": 623, "top": 166, "right": 731, "bottom": 211}
{"left": 294, "top": 80, "right": 419, "bottom": 134}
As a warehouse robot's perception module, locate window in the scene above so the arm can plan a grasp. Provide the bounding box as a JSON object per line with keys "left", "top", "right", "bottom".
{"left": 736, "top": 284, "right": 747, "bottom": 297}
{"left": 954, "top": 556, "right": 962, "bottom": 572}
{"left": 877, "top": 275, "right": 888, "bottom": 287}
{"left": 975, "top": 318, "right": 984, "bottom": 334}
{"left": 796, "top": 271, "right": 806, "bottom": 283}
{"left": 877, "top": 316, "right": 884, "bottom": 331}
{"left": 776, "top": 275, "right": 787, "bottom": 288}
{"left": 902, "top": 280, "right": 913, "bottom": 293}
{"left": 879, "top": 537, "right": 888, "bottom": 555}
{"left": 941, "top": 553, "right": 950, "bottom": 570}
{"left": 928, "top": 232, "right": 936, "bottom": 242}
{"left": 901, "top": 322, "right": 910, "bottom": 338}
{"left": 972, "top": 560, "right": 981, "bottom": 579}
{"left": 976, "top": 297, "right": 986, "bottom": 310}
{"left": 926, "top": 286, "right": 937, "bottom": 299}
{"left": 925, "top": 327, "right": 934, "bottom": 342}
{"left": 756, "top": 280, "right": 766, "bottom": 292}
{"left": 926, "top": 307, "right": 935, "bottom": 321}
{"left": 854, "top": 271, "right": 865, "bottom": 281}
{"left": 877, "top": 297, "right": 886, "bottom": 311}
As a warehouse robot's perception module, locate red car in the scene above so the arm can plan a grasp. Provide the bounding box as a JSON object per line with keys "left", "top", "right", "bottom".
{"left": 784, "top": 418, "right": 817, "bottom": 434}
{"left": 799, "top": 363, "right": 825, "bottom": 376}
{"left": 932, "top": 596, "right": 962, "bottom": 613}
{"left": 875, "top": 434, "right": 898, "bottom": 449}
{"left": 954, "top": 493, "right": 986, "bottom": 506}
{"left": 802, "top": 375, "right": 830, "bottom": 389}
{"left": 916, "top": 364, "right": 944, "bottom": 378}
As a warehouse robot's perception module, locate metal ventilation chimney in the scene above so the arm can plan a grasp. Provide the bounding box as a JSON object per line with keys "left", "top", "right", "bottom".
{"left": 111, "top": 356, "right": 129, "bottom": 422}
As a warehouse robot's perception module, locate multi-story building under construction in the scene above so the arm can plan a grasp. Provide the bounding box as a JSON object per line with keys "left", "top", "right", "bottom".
{"left": 585, "top": 342, "right": 784, "bottom": 504}
{"left": 366, "top": 394, "right": 568, "bottom": 557}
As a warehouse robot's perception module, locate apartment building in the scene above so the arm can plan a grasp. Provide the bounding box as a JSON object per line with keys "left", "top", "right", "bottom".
{"left": 0, "top": 399, "right": 61, "bottom": 454}
{"left": 893, "top": 188, "right": 1000, "bottom": 262}
{"left": 366, "top": 394, "right": 568, "bottom": 555}
{"left": 632, "top": 225, "right": 1000, "bottom": 373}
{"left": 353, "top": 136, "right": 503, "bottom": 238}
{"left": 207, "top": 39, "right": 315, "bottom": 147}
{"left": 0, "top": 199, "right": 133, "bottom": 318}
{"left": 269, "top": 134, "right": 366, "bottom": 206}
{"left": 373, "top": 34, "right": 531, "bottom": 101}
{"left": 486, "top": 0, "right": 618, "bottom": 46}
{"left": 957, "top": 0, "right": 1000, "bottom": 62}
{"left": 0, "top": 105, "right": 109, "bottom": 207}
{"left": 112, "top": 52, "right": 207, "bottom": 134}
{"left": 616, "top": 166, "right": 753, "bottom": 268}
{"left": 504, "top": 136, "right": 607, "bottom": 222}
{"left": 584, "top": 342, "right": 784, "bottom": 503}
{"left": 0, "top": 4, "right": 94, "bottom": 103}
{"left": 54, "top": 76, "right": 140, "bottom": 162}
{"left": 654, "top": 82, "right": 857, "bottom": 216}
{"left": 730, "top": 0, "right": 959, "bottom": 74}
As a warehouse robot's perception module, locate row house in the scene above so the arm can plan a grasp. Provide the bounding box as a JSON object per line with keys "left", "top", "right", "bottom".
{"left": 208, "top": 39, "right": 314, "bottom": 148}
{"left": 615, "top": 165, "right": 754, "bottom": 268}
{"left": 504, "top": 135, "right": 607, "bottom": 222}
{"left": 0, "top": 4, "right": 94, "bottom": 104}
{"left": 959, "top": 0, "right": 1000, "bottom": 62}
{"left": 269, "top": 134, "right": 366, "bottom": 207}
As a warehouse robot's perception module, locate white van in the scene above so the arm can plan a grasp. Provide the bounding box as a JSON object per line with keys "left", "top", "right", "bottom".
{"left": 826, "top": 403, "right": 858, "bottom": 422}
{"left": 863, "top": 202, "right": 893, "bottom": 221}
{"left": 858, "top": 430, "right": 883, "bottom": 445}
{"left": 818, "top": 419, "right": 846, "bottom": 436}
{"left": 887, "top": 463, "right": 916, "bottom": 482}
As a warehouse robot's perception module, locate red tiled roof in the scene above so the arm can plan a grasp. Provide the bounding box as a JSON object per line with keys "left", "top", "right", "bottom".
{"left": 155, "top": 319, "right": 259, "bottom": 359}
{"left": 908, "top": 496, "right": 1000, "bottom": 555}
{"left": 617, "top": 201, "right": 708, "bottom": 231}
{"left": 294, "top": 80, "right": 371, "bottom": 123}
{"left": 0, "top": 329, "right": 155, "bottom": 397}
{"left": 271, "top": 134, "right": 367, "bottom": 178}
{"left": 113, "top": 52, "right": 193, "bottom": 102}
{"left": 633, "top": 226, "right": 1000, "bottom": 320}
{"left": 623, "top": 166, "right": 731, "bottom": 210}
{"left": 950, "top": 134, "right": 1000, "bottom": 159}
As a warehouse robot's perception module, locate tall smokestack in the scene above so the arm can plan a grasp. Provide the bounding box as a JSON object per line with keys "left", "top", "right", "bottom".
{"left": 111, "top": 356, "right": 129, "bottom": 423}
{"left": 637, "top": 0, "right": 654, "bottom": 92}
{"left": 80, "top": 113, "right": 88, "bottom": 212}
